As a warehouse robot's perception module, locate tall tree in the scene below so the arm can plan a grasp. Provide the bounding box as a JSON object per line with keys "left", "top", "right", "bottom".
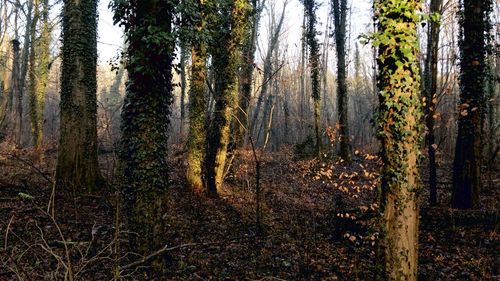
{"left": 332, "top": 0, "right": 351, "bottom": 161}
{"left": 303, "top": 0, "right": 321, "bottom": 156}
{"left": 56, "top": 0, "right": 101, "bottom": 190}
{"left": 250, "top": 0, "right": 286, "bottom": 140}
{"left": 422, "top": 0, "right": 443, "bottom": 206}
{"left": 204, "top": 0, "right": 249, "bottom": 194}
{"left": 374, "top": 0, "right": 423, "bottom": 279}
{"left": 29, "top": 0, "right": 51, "bottom": 151}
{"left": 452, "top": 0, "right": 492, "bottom": 209}
{"left": 235, "top": 0, "right": 265, "bottom": 147}
{"left": 186, "top": 0, "right": 208, "bottom": 190}
{"left": 111, "top": 0, "right": 175, "bottom": 276}
{"left": 9, "top": 39, "right": 20, "bottom": 144}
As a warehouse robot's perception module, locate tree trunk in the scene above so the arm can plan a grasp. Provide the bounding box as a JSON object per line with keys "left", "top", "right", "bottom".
{"left": 29, "top": 0, "right": 51, "bottom": 153}
{"left": 452, "top": 0, "right": 491, "bottom": 209}
{"left": 333, "top": 0, "right": 351, "bottom": 161}
{"left": 303, "top": 0, "right": 321, "bottom": 156}
{"left": 112, "top": 0, "right": 174, "bottom": 277}
{"left": 10, "top": 39, "right": 21, "bottom": 145}
{"left": 235, "top": 0, "right": 264, "bottom": 147}
{"left": 423, "top": 0, "right": 443, "bottom": 206}
{"left": 56, "top": 0, "right": 101, "bottom": 191}
{"left": 374, "top": 0, "right": 422, "bottom": 279}
{"left": 249, "top": 1, "right": 286, "bottom": 139}
{"left": 186, "top": 0, "right": 208, "bottom": 191}
{"left": 204, "top": 0, "right": 249, "bottom": 194}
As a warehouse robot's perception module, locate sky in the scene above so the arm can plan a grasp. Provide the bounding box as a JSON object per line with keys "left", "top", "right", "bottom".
{"left": 97, "top": 1, "right": 124, "bottom": 64}
{"left": 95, "top": 0, "right": 373, "bottom": 66}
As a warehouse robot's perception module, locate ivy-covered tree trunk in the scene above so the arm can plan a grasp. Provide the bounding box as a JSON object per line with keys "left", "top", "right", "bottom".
{"left": 56, "top": 0, "right": 101, "bottom": 191}
{"left": 186, "top": 0, "right": 208, "bottom": 191}
{"left": 374, "top": 0, "right": 422, "bottom": 280}
{"left": 204, "top": 0, "right": 249, "bottom": 194}
{"left": 452, "top": 0, "right": 491, "bottom": 209}
{"left": 423, "top": 0, "right": 443, "bottom": 206}
{"left": 303, "top": 0, "right": 321, "bottom": 156}
{"left": 332, "top": 0, "right": 351, "bottom": 161}
{"left": 112, "top": 0, "right": 175, "bottom": 277}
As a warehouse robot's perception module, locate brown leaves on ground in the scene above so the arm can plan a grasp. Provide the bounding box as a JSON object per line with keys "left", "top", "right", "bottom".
{"left": 0, "top": 145, "right": 498, "bottom": 280}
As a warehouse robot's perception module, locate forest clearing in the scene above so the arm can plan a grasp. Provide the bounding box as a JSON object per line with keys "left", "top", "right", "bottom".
{"left": 0, "top": 0, "right": 499, "bottom": 280}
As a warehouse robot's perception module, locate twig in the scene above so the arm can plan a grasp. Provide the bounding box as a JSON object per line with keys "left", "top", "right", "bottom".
{"left": 4, "top": 215, "right": 14, "bottom": 251}
{"left": 248, "top": 135, "right": 262, "bottom": 234}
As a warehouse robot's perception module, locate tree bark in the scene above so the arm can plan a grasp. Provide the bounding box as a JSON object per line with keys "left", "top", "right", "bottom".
{"left": 204, "top": 0, "right": 249, "bottom": 194}
{"left": 452, "top": 0, "right": 491, "bottom": 209}
{"left": 374, "top": 0, "right": 422, "bottom": 279}
{"left": 235, "top": 0, "right": 265, "bottom": 147}
{"left": 332, "top": 0, "right": 351, "bottom": 161}
{"left": 56, "top": 0, "right": 101, "bottom": 191}
{"left": 186, "top": 0, "right": 208, "bottom": 191}
{"left": 29, "top": 0, "right": 51, "bottom": 153}
{"left": 423, "top": 0, "right": 443, "bottom": 206}
{"left": 303, "top": 0, "right": 321, "bottom": 156}
{"left": 112, "top": 0, "right": 175, "bottom": 277}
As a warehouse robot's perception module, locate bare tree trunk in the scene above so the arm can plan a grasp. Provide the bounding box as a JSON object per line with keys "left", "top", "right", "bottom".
{"left": 250, "top": 1, "right": 287, "bottom": 139}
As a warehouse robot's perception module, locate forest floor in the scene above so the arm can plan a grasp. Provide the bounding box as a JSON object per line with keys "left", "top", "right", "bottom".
{"left": 0, "top": 143, "right": 498, "bottom": 280}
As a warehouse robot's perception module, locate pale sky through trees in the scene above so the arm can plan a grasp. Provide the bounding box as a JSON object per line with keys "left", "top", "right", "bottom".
{"left": 96, "top": 0, "right": 373, "bottom": 68}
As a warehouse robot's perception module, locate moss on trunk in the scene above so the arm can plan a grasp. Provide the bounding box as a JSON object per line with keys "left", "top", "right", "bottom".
{"left": 187, "top": 0, "right": 208, "bottom": 191}
{"left": 204, "top": 0, "right": 249, "bottom": 194}
{"left": 56, "top": 0, "right": 101, "bottom": 191}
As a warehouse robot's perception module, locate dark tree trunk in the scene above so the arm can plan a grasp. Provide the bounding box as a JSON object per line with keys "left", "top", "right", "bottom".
{"left": 303, "top": 0, "right": 321, "bottom": 156}
{"left": 423, "top": 0, "right": 443, "bottom": 206}
{"left": 332, "top": 0, "right": 351, "bottom": 161}
{"left": 452, "top": 0, "right": 491, "bottom": 209}
{"left": 112, "top": 0, "right": 175, "bottom": 277}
